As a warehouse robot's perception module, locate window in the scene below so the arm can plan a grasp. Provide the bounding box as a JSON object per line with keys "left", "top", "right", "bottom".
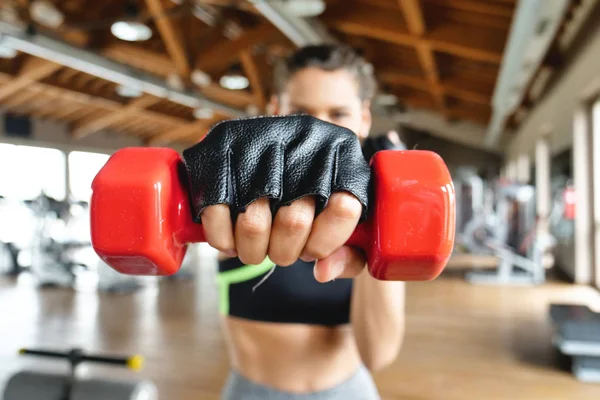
{"left": 68, "top": 151, "right": 110, "bottom": 202}
{"left": 0, "top": 144, "right": 66, "bottom": 201}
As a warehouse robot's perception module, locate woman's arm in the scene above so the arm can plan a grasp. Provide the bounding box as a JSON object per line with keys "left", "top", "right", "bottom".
{"left": 350, "top": 268, "right": 406, "bottom": 372}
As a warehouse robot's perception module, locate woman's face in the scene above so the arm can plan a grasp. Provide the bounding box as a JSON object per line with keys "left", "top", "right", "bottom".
{"left": 273, "top": 67, "right": 372, "bottom": 138}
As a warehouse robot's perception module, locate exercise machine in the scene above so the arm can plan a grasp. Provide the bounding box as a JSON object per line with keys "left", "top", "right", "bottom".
{"left": 549, "top": 303, "right": 600, "bottom": 383}
{"left": 453, "top": 167, "right": 485, "bottom": 238}
{"left": 465, "top": 180, "right": 555, "bottom": 285}
{"left": 28, "top": 193, "right": 91, "bottom": 288}
{"left": 2, "top": 348, "right": 158, "bottom": 400}
{"left": 0, "top": 196, "right": 36, "bottom": 276}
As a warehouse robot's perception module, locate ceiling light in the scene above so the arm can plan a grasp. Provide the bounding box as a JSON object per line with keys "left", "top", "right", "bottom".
{"left": 282, "top": 0, "right": 326, "bottom": 17}
{"left": 116, "top": 85, "right": 142, "bottom": 98}
{"left": 166, "top": 73, "right": 184, "bottom": 90}
{"left": 191, "top": 69, "right": 212, "bottom": 87}
{"left": 220, "top": 74, "right": 249, "bottom": 90}
{"left": 111, "top": 21, "right": 153, "bottom": 42}
{"left": 375, "top": 93, "right": 398, "bottom": 106}
{"left": 30, "top": 0, "right": 65, "bottom": 28}
{"left": 223, "top": 21, "right": 243, "bottom": 40}
{"left": 192, "top": 5, "right": 217, "bottom": 26}
{"left": 0, "top": 41, "right": 17, "bottom": 59}
{"left": 194, "top": 108, "right": 214, "bottom": 120}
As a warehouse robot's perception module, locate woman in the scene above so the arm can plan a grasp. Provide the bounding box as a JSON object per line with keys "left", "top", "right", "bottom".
{"left": 204, "top": 45, "right": 406, "bottom": 399}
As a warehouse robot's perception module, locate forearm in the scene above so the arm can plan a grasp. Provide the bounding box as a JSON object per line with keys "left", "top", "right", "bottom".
{"left": 350, "top": 268, "right": 406, "bottom": 371}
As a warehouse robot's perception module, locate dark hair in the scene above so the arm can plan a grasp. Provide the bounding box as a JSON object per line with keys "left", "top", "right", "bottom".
{"left": 274, "top": 44, "right": 377, "bottom": 102}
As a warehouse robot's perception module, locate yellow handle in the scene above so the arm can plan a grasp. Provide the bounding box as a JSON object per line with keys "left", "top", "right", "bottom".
{"left": 126, "top": 355, "right": 145, "bottom": 371}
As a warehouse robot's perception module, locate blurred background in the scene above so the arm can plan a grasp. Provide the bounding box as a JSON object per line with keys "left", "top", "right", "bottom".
{"left": 1, "top": 0, "right": 600, "bottom": 399}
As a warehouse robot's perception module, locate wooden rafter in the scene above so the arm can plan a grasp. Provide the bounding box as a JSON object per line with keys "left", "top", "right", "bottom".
{"left": 71, "top": 95, "right": 161, "bottom": 139}
{"left": 147, "top": 119, "right": 212, "bottom": 146}
{"left": 327, "top": 7, "right": 503, "bottom": 64}
{"left": 145, "top": 0, "right": 190, "bottom": 79}
{"left": 239, "top": 50, "right": 266, "bottom": 111}
{"left": 398, "top": 0, "right": 447, "bottom": 115}
{"left": 379, "top": 71, "right": 490, "bottom": 106}
{"left": 101, "top": 43, "right": 176, "bottom": 77}
{"left": 423, "top": 0, "right": 514, "bottom": 18}
{"left": 196, "top": 23, "right": 277, "bottom": 72}
{"left": 102, "top": 43, "right": 255, "bottom": 112}
{"left": 400, "top": 0, "right": 425, "bottom": 35}
{"left": 0, "top": 58, "right": 62, "bottom": 101}
{"left": 0, "top": 72, "right": 187, "bottom": 128}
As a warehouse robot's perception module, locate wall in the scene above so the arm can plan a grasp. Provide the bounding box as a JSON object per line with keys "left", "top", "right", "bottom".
{"left": 403, "top": 129, "right": 503, "bottom": 176}
{"left": 506, "top": 3, "right": 600, "bottom": 160}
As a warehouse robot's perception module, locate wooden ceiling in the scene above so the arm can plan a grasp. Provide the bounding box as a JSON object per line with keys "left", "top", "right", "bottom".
{"left": 0, "top": 0, "right": 579, "bottom": 147}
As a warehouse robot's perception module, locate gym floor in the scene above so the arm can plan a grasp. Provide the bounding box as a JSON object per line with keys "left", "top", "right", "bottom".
{"left": 1, "top": 256, "right": 600, "bottom": 400}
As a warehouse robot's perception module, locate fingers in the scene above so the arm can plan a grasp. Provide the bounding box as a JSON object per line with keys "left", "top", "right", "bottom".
{"left": 235, "top": 198, "right": 272, "bottom": 265}
{"left": 201, "top": 204, "right": 236, "bottom": 257}
{"left": 314, "top": 246, "right": 366, "bottom": 283}
{"left": 268, "top": 196, "right": 315, "bottom": 266}
{"left": 300, "top": 192, "right": 362, "bottom": 261}
{"left": 201, "top": 192, "right": 363, "bottom": 275}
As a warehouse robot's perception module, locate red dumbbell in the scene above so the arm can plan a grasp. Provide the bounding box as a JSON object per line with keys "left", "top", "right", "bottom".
{"left": 90, "top": 148, "right": 455, "bottom": 281}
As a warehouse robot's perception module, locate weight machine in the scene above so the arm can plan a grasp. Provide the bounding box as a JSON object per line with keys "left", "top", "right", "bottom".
{"left": 463, "top": 180, "right": 555, "bottom": 286}
{"left": 2, "top": 348, "right": 157, "bottom": 400}
{"left": 27, "top": 193, "right": 93, "bottom": 288}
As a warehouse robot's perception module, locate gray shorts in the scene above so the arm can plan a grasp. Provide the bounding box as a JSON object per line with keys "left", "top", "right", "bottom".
{"left": 221, "top": 365, "right": 381, "bottom": 400}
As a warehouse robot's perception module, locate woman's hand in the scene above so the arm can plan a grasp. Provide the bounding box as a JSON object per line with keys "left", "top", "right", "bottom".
{"left": 202, "top": 192, "right": 367, "bottom": 282}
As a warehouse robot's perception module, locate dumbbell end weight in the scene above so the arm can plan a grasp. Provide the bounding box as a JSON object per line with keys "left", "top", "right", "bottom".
{"left": 91, "top": 147, "right": 205, "bottom": 276}
{"left": 346, "top": 150, "right": 455, "bottom": 281}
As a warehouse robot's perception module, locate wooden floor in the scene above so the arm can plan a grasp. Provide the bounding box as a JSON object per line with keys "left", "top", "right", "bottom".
{"left": 2, "top": 254, "right": 600, "bottom": 400}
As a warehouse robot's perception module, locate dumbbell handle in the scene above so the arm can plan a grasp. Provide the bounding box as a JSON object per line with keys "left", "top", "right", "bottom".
{"left": 18, "top": 348, "right": 144, "bottom": 371}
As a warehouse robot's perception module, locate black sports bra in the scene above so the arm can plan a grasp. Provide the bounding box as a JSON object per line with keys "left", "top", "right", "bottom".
{"left": 217, "top": 257, "right": 353, "bottom": 326}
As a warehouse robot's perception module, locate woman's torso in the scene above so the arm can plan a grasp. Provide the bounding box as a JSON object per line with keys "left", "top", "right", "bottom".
{"left": 217, "top": 255, "right": 362, "bottom": 393}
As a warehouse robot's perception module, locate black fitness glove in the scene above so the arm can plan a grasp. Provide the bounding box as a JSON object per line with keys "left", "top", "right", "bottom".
{"left": 182, "top": 115, "right": 371, "bottom": 223}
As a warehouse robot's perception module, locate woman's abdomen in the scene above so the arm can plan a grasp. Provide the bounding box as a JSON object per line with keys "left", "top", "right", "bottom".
{"left": 222, "top": 316, "right": 363, "bottom": 393}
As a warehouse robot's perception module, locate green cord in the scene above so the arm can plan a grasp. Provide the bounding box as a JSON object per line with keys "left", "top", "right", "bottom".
{"left": 216, "top": 257, "right": 276, "bottom": 315}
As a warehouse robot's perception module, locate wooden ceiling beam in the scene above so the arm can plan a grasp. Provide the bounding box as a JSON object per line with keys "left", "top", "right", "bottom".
{"left": 239, "top": 50, "right": 266, "bottom": 111}
{"left": 443, "top": 85, "right": 490, "bottom": 105}
{"left": 198, "top": 0, "right": 259, "bottom": 14}
{"left": 422, "top": 0, "right": 515, "bottom": 18}
{"left": 145, "top": 0, "right": 191, "bottom": 79}
{"left": 0, "top": 57, "right": 62, "bottom": 101}
{"left": 199, "top": 84, "right": 255, "bottom": 108}
{"left": 147, "top": 119, "right": 212, "bottom": 146}
{"left": 101, "top": 43, "right": 176, "bottom": 77}
{"left": 437, "top": 10, "right": 512, "bottom": 31}
{"left": 71, "top": 95, "right": 161, "bottom": 139}
{"left": 398, "top": 0, "right": 447, "bottom": 116}
{"left": 1, "top": 89, "right": 38, "bottom": 106}
{"left": 328, "top": 8, "right": 503, "bottom": 64}
{"left": 0, "top": 71, "right": 187, "bottom": 128}
{"left": 399, "top": 0, "right": 426, "bottom": 36}
{"left": 380, "top": 71, "right": 490, "bottom": 105}
{"left": 196, "top": 23, "right": 278, "bottom": 72}
{"left": 102, "top": 43, "right": 256, "bottom": 109}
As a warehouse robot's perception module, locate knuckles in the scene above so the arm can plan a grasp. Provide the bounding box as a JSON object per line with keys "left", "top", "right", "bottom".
{"left": 276, "top": 206, "right": 314, "bottom": 234}
{"left": 236, "top": 202, "right": 271, "bottom": 238}
{"left": 327, "top": 193, "right": 362, "bottom": 222}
